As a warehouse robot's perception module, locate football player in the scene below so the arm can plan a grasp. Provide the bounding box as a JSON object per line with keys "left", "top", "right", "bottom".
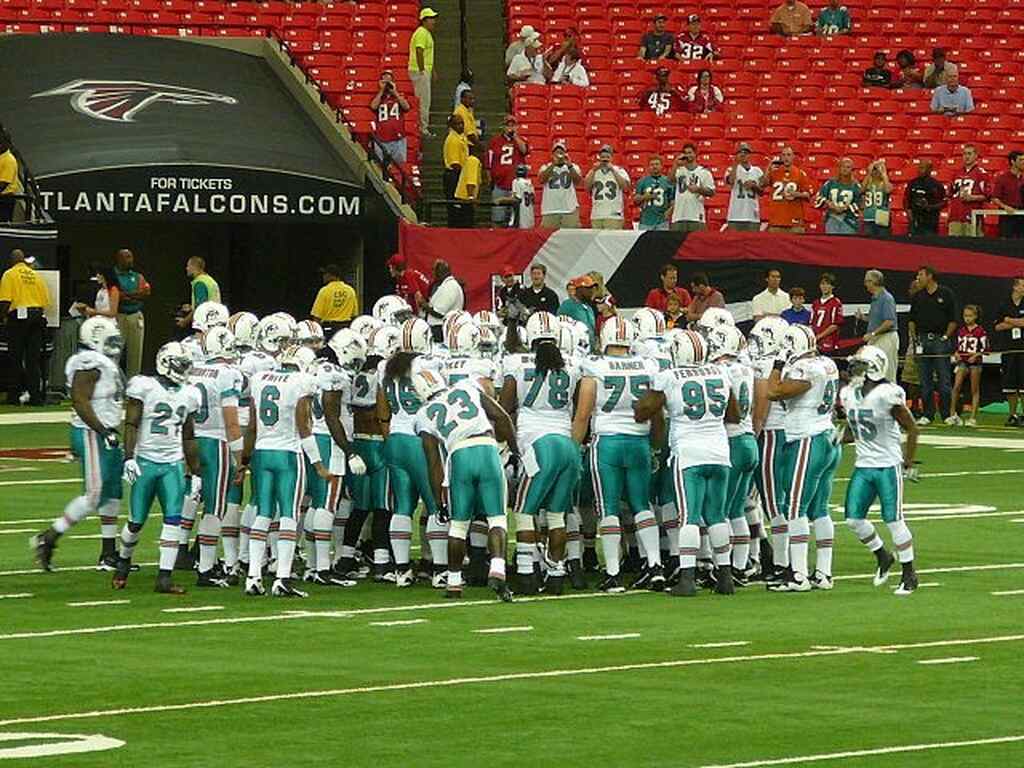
{"left": 113, "top": 342, "right": 201, "bottom": 594}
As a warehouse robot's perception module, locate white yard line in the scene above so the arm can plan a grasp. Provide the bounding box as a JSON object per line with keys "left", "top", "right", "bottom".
{"left": 0, "top": 593, "right": 33, "bottom": 600}
{"left": 577, "top": 633, "right": 641, "bottom": 641}
{"left": 917, "top": 656, "right": 979, "bottom": 665}
{"left": 992, "top": 589, "right": 1024, "bottom": 596}
{"left": 0, "top": 478, "right": 79, "bottom": 487}
{"left": 834, "top": 468, "right": 1024, "bottom": 484}
{"left": 0, "top": 467, "right": 38, "bottom": 473}
{"left": 691, "top": 734, "right": 1024, "bottom": 768}
{"left": 918, "top": 583, "right": 942, "bottom": 588}
{"left": 0, "top": 634, "right": 1020, "bottom": 728}
{"left": 0, "top": 562, "right": 158, "bottom": 577}
{"left": 473, "top": 626, "right": 534, "bottom": 634}
{"left": 0, "top": 412, "right": 72, "bottom": 425}
{"left": 0, "top": 528, "right": 38, "bottom": 535}
{"left": 368, "top": 619, "right": 427, "bottom": 627}
{"left": 161, "top": 606, "right": 225, "bottom": 614}
{"left": 68, "top": 534, "right": 106, "bottom": 540}
{"left": 832, "top": 562, "right": 1024, "bottom": 582}
{"left": 0, "top": 518, "right": 73, "bottom": 526}
{"left": 689, "top": 641, "right": 750, "bottom": 649}
{"left": 67, "top": 600, "right": 131, "bottom": 607}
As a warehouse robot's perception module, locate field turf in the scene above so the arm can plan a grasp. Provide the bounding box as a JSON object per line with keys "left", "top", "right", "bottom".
{"left": 1, "top": 406, "right": 1023, "bottom": 767}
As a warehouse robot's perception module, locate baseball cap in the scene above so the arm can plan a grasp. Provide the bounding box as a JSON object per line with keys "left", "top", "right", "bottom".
{"left": 575, "top": 274, "right": 597, "bottom": 288}
{"left": 320, "top": 263, "right": 342, "bottom": 277}
{"left": 501, "top": 265, "right": 517, "bottom": 277}
{"left": 687, "top": 13, "right": 700, "bottom": 22}
{"left": 419, "top": 7, "right": 438, "bottom": 19}
{"left": 552, "top": 139, "right": 567, "bottom": 151}
{"left": 519, "top": 24, "right": 536, "bottom": 40}
{"left": 737, "top": 142, "right": 753, "bottom": 152}
{"left": 386, "top": 254, "right": 406, "bottom": 269}
{"left": 526, "top": 34, "right": 542, "bottom": 48}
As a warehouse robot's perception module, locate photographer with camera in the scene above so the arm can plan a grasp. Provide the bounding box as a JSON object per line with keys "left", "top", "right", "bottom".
{"left": 861, "top": 159, "right": 893, "bottom": 236}
{"left": 538, "top": 141, "right": 582, "bottom": 229}
{"left": 584, "top": 145, "right": 630, "bottom": 230}
{"left": 370, "top": 70, "right": 411, "bottom": 166}
{"left": 903, "top": 159, "right": 946, "bottom": 236}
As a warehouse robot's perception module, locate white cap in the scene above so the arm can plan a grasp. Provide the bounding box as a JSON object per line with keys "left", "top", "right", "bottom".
{"left": 519, "top": 24, "right": 536, "bottom": 40}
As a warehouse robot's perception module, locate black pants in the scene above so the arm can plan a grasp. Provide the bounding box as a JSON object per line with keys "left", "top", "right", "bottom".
{"left": 0, "top": 197, "right": 15, "bottom": 224}
{"left": 6, "top": 311, "right": 45, "bottom": 404}
{"left": 1000, "top": 216, "right": 1024, "bottom": 239}
{"left": 453, "top": 201, "right": 476, "bottom": 228}
{"left": 443, "top": 168, "right": 460, "bottom": 227}
{"left": 909, "top": 214, "right": 938, "bottom": 236}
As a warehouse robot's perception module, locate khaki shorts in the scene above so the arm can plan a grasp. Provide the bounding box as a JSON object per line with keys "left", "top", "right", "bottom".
{"left": 670, "top": 220, "right": 706, "bottom": 232}
{"left": 541, "top": 211, "right": 581, "bottom": 229}
{"left": 768, "top": 225, "right": 806, "bottom": 234}
{"left": 948, "top": 221, "right": 980, "bottom": 237}
{"left": 590, "top": 218, "right": 624, "bottom": 230}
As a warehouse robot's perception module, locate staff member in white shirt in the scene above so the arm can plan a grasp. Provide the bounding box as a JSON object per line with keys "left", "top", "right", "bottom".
{"left": 670, "top": 143, "right": 716, "bottom": 232}
{"left": 584, "top": 145, "right": 630, "bottom": 230}
{"left": 425, "top": 259, "right": 465, "bottom": 342}
{"left": 751, "top": 267, "right": 790, "bottom": 320}
{"left": 507, "top": 36, "right": 550, "bottom": 85}
{"left": 725, "top": 142, "right": 765, "bottom": 231}
{"left": 539, "top": 141, "right": 582, "bottom": 229}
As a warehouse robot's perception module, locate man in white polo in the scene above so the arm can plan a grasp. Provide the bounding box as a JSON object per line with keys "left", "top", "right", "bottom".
{"left": 751, "top": 268, "right": 790, "bottom": 320}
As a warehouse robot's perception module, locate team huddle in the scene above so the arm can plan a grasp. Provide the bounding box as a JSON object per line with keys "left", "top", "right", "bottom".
{"left": 31, "top": 292, "right": 922, "bottom": 600}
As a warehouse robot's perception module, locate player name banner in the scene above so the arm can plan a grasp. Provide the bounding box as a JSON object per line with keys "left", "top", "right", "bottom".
{"left": 36, "top": 165, "right": 363, "bottom": 223}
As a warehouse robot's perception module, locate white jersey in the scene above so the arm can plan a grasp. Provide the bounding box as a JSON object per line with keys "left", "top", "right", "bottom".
{"left": 781, "top": 355, "right": 839, "bottom": 441}
{"left": 126, "top": 375, "right": 200, "bottom": 464}
{"left": 840, "top": 382, "right": 906, "bottom": 468}
{"left": 503, "top": 353, "right": 581, "bottom": 445}
{"left": 237, "top": 350, "right": 276, "bottom": 429}
{"left": 726, "top": 164, "right": 764, "bottom": 223}
{"left": 589, "top": 166, "right": 629, "bottom": 220}
{"left": 539, "top": 162, "right": 581, "bottom": 215}
{"left": 377, "top": 356, "right": 441, "bottom": 436}
{"left": 188, "top": 361, "right": 243, "bottom": 441}
{"left": 671, "top": 164, "right": 715, "bottom": 223}
{"left": 311, "top": 360, "right": 351, "bottom": 438}
{"left": 414, "top": 379, "right": 495, "bottom": 454}
{"left": 753, "top": 357, "right": 787, "bottom": 432}
{"left": 510, "top": 177, "right": 535, "bottom": 229}
{"left": 182, "top": 335, "right": 204, "bottom": 364}
{"left": 631, "top": 337, "right": 673, "bottom": 373}
{"left": 583, "top": 355, "right": 659, "bottom": 437}
{"left": 654, "top": 364, "right": 733, "bottom": 470}
{"left": 443, "top": 356, "right": 498, "bottom": 389}
{"left": 66, "top": 350, "right": 124, "bottom": 431}
{"left": 250, "top": 369, "right": 317, "bottom": 452}
{"left": 722, "top": 359, "right": 754, "bottom": 437}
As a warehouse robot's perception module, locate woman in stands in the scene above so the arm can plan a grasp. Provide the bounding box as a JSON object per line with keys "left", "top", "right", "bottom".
{"left": 687, "top": 69, "right": 725, "bottom": 114}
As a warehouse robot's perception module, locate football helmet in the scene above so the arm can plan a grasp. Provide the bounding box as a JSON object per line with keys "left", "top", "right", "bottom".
{"left": 79, "top": 316, "right": 123, "bottom": 359}
{"left": 474, "top": 310, "right": 502, "bottom": 332}
{"left": 278, "top": 344, "right": 318, "bottom": 374}
{"left": 200, "top": 326, "right": 237, "bottom": 362}
{"left": 227, "top": 312, "right": 259, "bottom": 350}
{"left": 525, "top": 311, "right": 560, "bottom": 346}
{"left": 328, "top": 329, "right": 368, "bottom": 373}
{"left": 632, "top": 307, "right": 666, "bottom": 339}
{"left": 411, "top": 368, "right": 447, "bottom": 403}
{"left": 707, "top": 325, "right": 745, "bottom": 362}
{"left": 372, "top": 295, "right": 414, "bottom": 326}
{"left": 350, "top": 315, "right": 382, "bottom": 340}
{"left": 155, "top": 342, "right": 193, "bottom": 384}
{"left": 295, "top": 319, "right": 325, "bottom": 349}
{"left": 478, "top": 325, "right": 499, "bottom": 354}
{"left": 696, "top": 307, "right": 735, "bottom": 334}
{"left": 367, "top": 325, "right": 402, "bottom": 360}
{"left": 443, "top": 310, "right": 474, "bottom": 343}
{"left": 669, "top": 329, "right": 708, "bottom": 367}
{"left": 748, "top": 317, "right": 789, "bottom": 360}
{"left": 780, "top": 324, "right": 817, "bottom": 363}
{"left": 599, "top": 315, "right": 636, "bottom": 351}
{"left": 849, "top": 344, "right": 889, "bottom": 382}
{"left": 256, "top": 313, "right": 296, "bottom": 355}
{"left": 446, "top": 319, "right": 481, "bottom": 355}
{"left": 192, "top": 301, "right": 230, "bottom": 332}
{"left": 398, "top": 318, "right": 432, "bottom": 354}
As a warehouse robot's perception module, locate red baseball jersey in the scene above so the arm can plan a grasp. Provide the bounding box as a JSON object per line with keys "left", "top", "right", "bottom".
{"left": 395, "top": 268, "right": 430, "bottom": 310}
{"left": 955, "top": 324, "right": 988, "bottom": 362}
{"left": 372, "top": 95, "right": 406, "bottom": 143}
{"left": 675, "top": 33, "right": 715, "bottom": 60}
{"left": 811, "top": 295, "right": 844, "bottom": 353}
{"left": 948, "top": 164, "right": 989, "bottom": 223}
{"left": 487, "top": 133, "right": 530, "bottom": 191}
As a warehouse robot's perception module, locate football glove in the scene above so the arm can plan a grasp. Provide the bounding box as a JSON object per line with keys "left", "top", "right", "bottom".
{"left": 348, "top": 454, "right": 367, "bottom": 476}
{"left": 102, "top": 430, "right": 120, "bottom": 450}
{"left": 187, "top": 475, "right": 203, "bottom": 502}
{"left": 122, "top": 459, "right": 141, "bottom": 485}
{"left": 902, "top": 463, "right": 920, "bottom": 483}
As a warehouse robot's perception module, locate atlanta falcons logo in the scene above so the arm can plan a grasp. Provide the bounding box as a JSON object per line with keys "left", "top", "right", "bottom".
{"left": 32, "top": 80, "right": 238, "bottom": 123}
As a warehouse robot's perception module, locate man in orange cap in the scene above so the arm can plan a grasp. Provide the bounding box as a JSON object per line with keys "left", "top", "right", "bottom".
{"left": 558, "top": 274, "right": 597, "bottom": 347}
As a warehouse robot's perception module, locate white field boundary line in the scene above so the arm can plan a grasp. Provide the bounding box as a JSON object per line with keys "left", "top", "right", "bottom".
{"left": 161, "top": 606, "right": 225, "bottom": 614}
{"left": 0, "top": 478, "right": 78, "bottom": 487}
{"left": 473, "top": 626, "right": 533, "bottom": 634}
{"left": 0, "top": 518, "right": 92, "bottom": 526}
{"left": 917, "top": 656, "right": 979, "bottom": 665}
{"left": 577, "top": 633, "right": 641, "bottom": 641}
{"left": 691, "top": 734, "right": 1024, "bottom": 768}
{"left": 368, "top": 619, "right": 428, "bottom": 627}
{"left": 0, "top": 562, "right": 158, "bottom": 577}
{"left": 832, "top": 561, "right": 1024, "bottom": 582}
{"left": 992, "top": 589, "right": 1024, "bottom": 596}
{"left": 1, "top": 634, "right": 1021, "bottom": 728}
{"left": 0, "top": 528, "right": 38, "bottom": 535}
{"left": 0, "top": 593, "right": 33, "bottom": 600}
{"left": 689, "top": 641, "right": 750, "bottom": 649}
{"left": 67, "top": 600, "right": 130, "bottom": 607}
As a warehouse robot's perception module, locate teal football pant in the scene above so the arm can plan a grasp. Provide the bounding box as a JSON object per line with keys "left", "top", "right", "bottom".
{"left": 514, "top": 434, "right": 580, "bottom": 517}
{"left": 70, "top": 425, "right": 123, "bottom": 506}
{"left": 844, "top": 465, "right": 904, "bottom": 523}
{"left": 351, "top": 437, "right": 389, "bottom": 512}
{"left": 808, "top": 438, "right": 841, "bottom": 521}
{"left": 196, "top": 436, "right": 235, "bottom": 519}
{"left": 129, "top": 458, "right": 187, "bottom": 525}
{"left": 384, "top": 433, "right": 437, "bottom": 518}
{"left": 755, "top": 429, "right": 786, "bottom": 519}
{"left": 305, "top": 434, "right": 343, "bottom": 511}
{"left": 672, "top": 459, "right": 729, "bottom": 527}
{"left": 251, "top": 449, "right": 305, "bottom": 520}
{"left": 781, "top": 432, "right": 835, "bottom": 520}
{"left": 590, "top": 434, "right": 651, "bottom": 518}
{"left": 726, "top": 434, "right": 759, "bottom": 521}
{"left": 449, "top": 443, "right": 507, "bottom": 522}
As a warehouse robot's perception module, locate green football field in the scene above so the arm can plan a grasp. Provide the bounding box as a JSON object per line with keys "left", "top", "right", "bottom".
{"left": 1, "top": 407, "right": 1023, "bottom": 767}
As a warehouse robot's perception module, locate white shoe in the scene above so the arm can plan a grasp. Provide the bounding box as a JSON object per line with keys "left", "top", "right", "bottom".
{"left": 915, "top": 417, "right": 931, "bottom": 427}
{"left": 965, "top": 417, "right": 977, "bottom": 427}
{"left": 810, "top": 571, "right": 833, "bottom": 590}
{"left": 767, "top": 574, "right": 811, "bottom": 592}
{"left": 244, "top": 578, "right": 265, "bottom": 596}
{"left": 431, "top": 571, "right": 448, "bottom": 589}
{"left": 395, "top": 568, "right": 415, "bottom": 588}
{"left": 271, "top": 579, "right": 308, "bottom": 598}
{"left": 944, "top": 415, "right": 962, "bottom": 426}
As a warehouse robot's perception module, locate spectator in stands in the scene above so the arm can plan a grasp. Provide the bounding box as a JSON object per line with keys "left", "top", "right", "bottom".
{"left": 551, "top": 48, "right": 590, "bottom": 87}
{"left": 687, "top": 69, "right": 725, "bottom": 114}
{"left": 487, "top": 115, "right": 530, "bottom": 226}
{"left": 948, "top": 144, "right": 989, "bottom": 237}
{"left": 425, "top": 259, "right": 465, "bottom": 342}
{"left": 994, "top": 276, "right": 1024, "bottom": 425}
{"left": 496, "top": 165, "right": 536, "bottom": 229}
{"left": 645, "top": 263, "right": 692, "bottom": 313}
{"left": 634, "top": 155, "right": 675, "bottom": 231}
{"left": 520, "top": 264, "right": 560, "bottom": 316}
{"left": 453, "top": 88, "right": 478, "bottom": 146}
{"left": 686, "top": 271, "right": 726, "bottom": 322}
{"left": 811, "top": 272, "right": 843, "bottom": 355}
{"left": 311, "top": 264, "right": 359, "bottom": 337}
{"left": 908, "top": 265, "right": 958, "bottom": 425}
{"left": 538, "top": 142, "right": 582, "bottom": 229}
{"left": 453, "top": 67, "right": 473, "bottom": 110}
{"left": 177, "top": 256, "right": 220, "bottom": 330}
{"left": 770, "top": 0, "right": 813, "bottom": 36}
{"left": 766, "top": 146, "right": 813, "bottom": 232}
{"left": 725, "top": 142, "right": 764, "bottom": 231}
{"left": 0, "top": 249, "right": 50, "bottom": 405}
{"left": 862, "top": 269, "right": 899, "bottom": 382}
{"left": 904, "top": 160, "right": 946, "bottom": 235}
{"left": 113, "top": 248, "right": 149, "bottom": 378}
{"left": 670, "top": 144, "right": 715, "bottom": 232}
{"left": 559, "top": 274, "right": 597, "bottom": 348}
{"left": 640, "top": 68, "right": 688, "bottom": 117}
{"left": 816, "top": 0, "right": 851, "bottom": 35}
{"left": 453, "top": 144, "right": 484, "bottom": 228}
{"left": 676, "top": 14, "right": 716, "bottom": 61}
{"left": 0, "top": 136, "right": 21, "bottom": 224}
{"left": 991, "top": 151, "right": 1024, "bottom": 239}
{"left": 496, "top": 266, "right": 527, "bottom": 328}
{"left": 387, "top": 254, "right": 429, "bottom": 313}
{"left": 923, "top": 47, "right": 957, "bottom": 89}
{"left": 862, "top": 52, "right": 893, "bottom": 88}
{"left": 584, "top": 146, "right": 630, "bottom": 230}
{"left": 781, "top": 287, "right": 811, "bottom": 324}
{"left": 752, "top": 268, "right": 790, "bottom": 320}
{"left": 638, "top": 14, "right": 675, "bottom": 60}
{"left": 930, "top": 71, "right": 974, "bottom": 115}
{"left": 661, "top": 295, "right": 683, "bottom": 328}
{"left": 72, "top": 266, "right": 120, "bottom": 320}
{"left": 506, "top": 25, "right": 538, "bottom": 67}
{"left": 507, "top": 36, "right": 550, "bottom": 86}
{"left": 408, "top": 7, "right": 438, "bottom": 138}
{"left": 443, "top": 114, "right": 469, "bottom": 227}
{"left": 861, "top": 159, "right": 893, "bottom": 236}
{"left": 818, "top": 157, "right": 863, "bottom": 235}
{"left": 545, "top": 26, "right": 581, "bottom": 71}
{"left": 370, "top": 71, "right": 411, "bottom": 166}
{"left": 894, "top": 50, "right": 925, "bottom": 89}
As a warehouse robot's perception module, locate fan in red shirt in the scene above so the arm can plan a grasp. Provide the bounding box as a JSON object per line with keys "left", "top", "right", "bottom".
{"left": 639, "top": 68, "right": 689, "bottom": 117}
{"left": 811, "top": 272, "right": 844, "bottom": 354}
{"left": 386, "top": 254, "right": 430, "bottom": 313}
{"left": 675, "top": 14, "right": 716, "bottom": 61}
{"left": 644, "top": 263, "right": 692, "bottom": 312}
{"left": 486, "top": 115, "right": 530, "bottom": 225}
{"left": 947, "top": 144, "right": 989, "bottom": 236}
{"left": 369, "top": 71, "right": 411, "bottom": 165}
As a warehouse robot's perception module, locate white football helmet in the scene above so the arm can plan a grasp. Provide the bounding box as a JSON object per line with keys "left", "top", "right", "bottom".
{"left": 850, "top": 344, "right": 889, "bottom": 382}
{"left": 155, "top": 341, "right": 193, "bottom": 384}
{"left": 411, "top": 368, "right": 447, "bottom": 403}
{"left": 278, "top": 344, "right": 318, "bottom": 374}
{"left": 192, "top": 301, "right": 230, "bottom": 332}
{"left": 474, "top": 310, "right": 502, "bottom": 332}
{"left": 524, "top": 311, "right": 560, "bottom": 346}
{"left": 567, "top": 319, "right": 591, "bottom": 356}
{"left": 200, "top": 326, "right": 236, "bottom": 362}
{"left": 227, "top": 312, "right": 259, "bottom": 350}
{"left": 780, "top": 324, "right": 817, "bottom": 363}
{"left": 398, "top": 318, "right": 432, "bottom": 354}
{"left": 350, "top": 315, "right": 382, "bottom": 340}
{"left": 446, "top": 320, "right": 481, "bottom": 356}
{"left": 79, "top": 316, "right": 123, "bottom": 359}
{"left": 328, "top": 329, "right": 367, "bottom": 372}
{"left": 748, "top": 316, "right": 789, "bottom": 360}
{"left": 367, "top": 325, "right": 402, "bottom": 360}
{"left": 600, "top": 315, "right": 637, "bottom": 352}
{"left": 478, "top": 325, "right": 499, "bottom": 354}
{"left": 707, "top": 325, "right": 745, "bottom": 362}
{"left": 696, "top": 307, "right": 735, "bottom": 334}
{"left": 443, "top": 310, "right": 474, "bottom": 342}
{"left": 295, "top": 319, "right": 325, "bottom": 349}
{"left": 632, "top": 307, "right": 666, "bottom": 339}
{"left": 372, "top": 295, "right": 414, "bottom": 326}
{"left": 670, "top": 329, "right": 708, "bottom": 367}
{"left": 256, "top": 313, "right": 296, "bottom": 355}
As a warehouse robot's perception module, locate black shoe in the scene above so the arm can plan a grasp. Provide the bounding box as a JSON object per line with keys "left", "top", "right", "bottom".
{"left": 467, "top": 551, "right": 489, "bottom": 587}
{"left": 271, "top": 578, "right": 308, "bottom": 598}
{"left": 630, "top": 564, "right": 652, "bottom": 590}
{"left": 489, "top": 576, "right": 513, "bottom": 602}
{"left": 196, "top": 570, "right": 230, "bottom": 588}
{"left": 696, "top": 564, "right": 717, "bottom": 590}
{"left": 373, "top": 564, "right": 397, "bottom": 583}
{"left": 764, "top": 565, "right": 790, "bottom": 586}
{"left": 1006, "top": 415, "right": 1020, "bottom": 427}
{"left": 622, "top": 548, "right": 642, "bottom": 574}
{"left": 154, "top": 574, "right": 186, "bottom": 594}
{"left": 648, "top": 563, "right": 666, "bottom": 592}
{"left": 333, "top": 557, "right": 364, "bottom": 580}
{"left": 597, "top": 573, "right": 625, "bottom": 593}
{"left": 873, "top": 549, "right": 896, "bottom": 587}
{"left": 715, "top": 566, "right": 735, "bottom": 595}
{"left": 582, "top": 548, "right": 600, "bottom": 573}
{"left": 546, "top": 574, "right": 565, "bottom": 596}
{"left": 568, "top": 560, "right": 587, "bottom": 590}
{"left": 894, "top": 568, "right": 919, "bottom": 596}
{"left": 759, "top": 538, "right": 774, "bottom": 571}
{"left": 516, "top": 571, "right": 538, "bottom": 595}
{"left": 670, "top": 567, "right": 697, "bottom": 597}
{"left": 665, "top": 561, "right": 682, "bottom": 587}
{"left": 174, "top": 545, "right": 194, "bottom": 571}
{"left": 31, "top": 533, "right": 56, "bottom": 572}
{"left": 112, "top": 556, "right": 132, "bottom": 589}
{"left": 319, "top": 570, "right": 358, "bottom": 587}
{"left": 731, "top": 566, "right": 750, "bottom": 588}
{"left": 96, "top": 554, "right": 119, "bottom": 572}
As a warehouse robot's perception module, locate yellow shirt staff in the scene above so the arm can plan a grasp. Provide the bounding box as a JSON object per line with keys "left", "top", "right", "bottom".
{"left": 0, "top": 251, "right": 50, "bottom": 314}
{"left": 311, "top": 264, "right": 358, "bottom": 324}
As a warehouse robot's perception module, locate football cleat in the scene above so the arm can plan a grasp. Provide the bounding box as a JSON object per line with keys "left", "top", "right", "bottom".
{"left": 944, "top": 414, "right": 962, "bottom": 426}
{"left": 873, "top": 549, "right": 895, "bottom": 587}
{"left": 30, "top": 534, "right": 55, "bottom": 572}
{"left": 670, "top": 568, "right": 697, "bottom": 597}
{"left": 319, "top": 571, "right": 358, "bottom": 588}
{"left": 395, "top": 568, "right": 416, "bottom": 588}
{"left": 302, "top": 569, "right": 319, "bottom": 583}
{"left": 332, "top": 558, "right": 368, "bottom": 581}
{"left": 430, "top": 570, "right": 448, "bottom": 590}
{"left": 629, "top": 564, "right": 652, "bottom": 590}
{"left": 154, "top": 574, "right": 186, "bottom": 595}
{"left": 764, "top": 565, "right": 789, "bottom": 586}
{"left": 174, "top": 545, "right": 195, "bottom": 571}
{"left": 597, "top": 573, "right": 626, "bottom": 594}
{"left": 111, "top": 557, "right": 133, "bottom": 590}
{"left": 96, "top": 554, "right": 119, "bottom": 572}
{"left": 271, "top": 579, "right": 308, "bottom": 598}
{"left": 696, "top": 563, "right": 718, "bottom": 590}
{"left": 1006, "top": 414, "right": 1021, "bottom": 427}
{"left": 915, "top": 416, "right": 931, "bottom": 427}
{"left": 244, "top": 578, "right": 266, "bottom": 596}
{"left": 567, "top": 560, "right": 587, "bottom": 591}
{"left": 767, "top": 574, "right": 812, "bottom": 592}
{"left": 196, "top": 571, "right": 230, "bottom": 588}
{"left": 489, "top": 576, "right": 514, "bottom": 602}
{"left": 965, "top": 417, "right": 978, "bottom": 428}
{"left": 373, "top": 565, "right": 397, "bottom": 584}
{"left": 894, "top": 572, "right": 918, "bottom": 596}
{"left": 648, "top": 563, "right": 666, "bottom": 592}
{"left": 582, "top": 548, "right": 600, "bottom": 573}
{"left": 444, "top": 586, "right": 463, "bottom": 599}
{"left": 714, "top": 566, "right": 735, "bottom": 595}
{"left": 810, "top": 571, "right": 834, "bottom": 590}
{"left": 516, "top": 571, "right": 538, "bottom": 596}
{"left": 731, "top": 566, "right": 750, "bottom": 588}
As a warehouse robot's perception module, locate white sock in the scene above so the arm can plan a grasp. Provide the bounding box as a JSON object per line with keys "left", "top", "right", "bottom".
{"left": 813, "top": 517, "right": 835, "bottom": 576}
{"left": 771, "top": 515, "right": 790, "bottom": 567}
{"left": 426, "top": 513, "right": 448, "bottom": 566}
{"left": 374, "top": 548, "right": 390, "bottom": 566}
{"left": 516, "top": 540, "right": 534, "bottom": 575}
{"left": 847, "top": 518, "right": 883, "bottom": 552}
{"left": 98, "top": 499, "right": 119, "bottom": 542}
{"left": 469, "top": 521, "right": 488, "bottom": 550}
{"left": 887, "top": 520, "right": 915, "bottom": 563}
{"left": 730, "top": 517, "right": 751, "bottom": 570}
{"left": 599, "top": 515, "right": 622, "bottom": 576}
{"left": 158, "top": 523, "right": 179, "bottom": 571}
{"left": 708, "top": 522, "right": 732, "bottom": 567}
{"left": 313, "top": 508, "right": 333, "bottom": 572}
{"left": 118, "top": 524, "right": 140, "bottom": 561}
{"left": 276, "top": 517, "right": 298, "bottom": 580}
{"left": 222, "top": 503, "right": 241, "bottom": 568}
{"left": 54, "top": 496, "right": 92, "bottom": 534}
{"left": 248, "top": 516, "right": 270, "bottom": 580}
{"left": 239, "top": 504, "right": 256, "bottom": 563}
{"left": 179, "top": 493, "right": 198, "bottom": 546}
{"left": 390, "top": 515, "right": 413, "bottom": 567}
{"left": 489, "top": 557, "right": 507, "bottom": 580}
{"left": 332, "top": 499, "right": 351, "bottom": 565}
{"left": 679, "top": 524, "right": 700, "bottom": 568}
{"left": 302, "top": 509, "right": 317, "bottom": 569}
{"left": 197, "top": 514, "right": 221, "bottom": 573}
{"left": 789, "top": 517, "right": 810, "bottom": 579}
{"left": 566, "top": 511, "right": 582, "bottom": 561}
{"left": 633, "top": 510, "right": 661, "bottom": 567}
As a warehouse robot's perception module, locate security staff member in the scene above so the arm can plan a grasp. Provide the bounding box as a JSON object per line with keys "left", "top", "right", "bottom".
{"left": 310, "top": 263, "right": 358, "bottom": 337}
{"left": 177, "top": 256, "right": 220, "bottom": 329}
{"left": 0, "top": 249, "right": 51, "bottom": 405}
